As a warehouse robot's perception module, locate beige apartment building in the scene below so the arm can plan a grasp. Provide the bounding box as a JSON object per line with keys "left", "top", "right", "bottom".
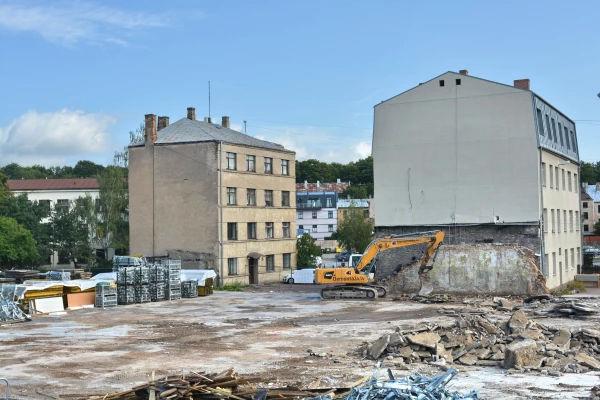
{"left": 373, "top": 70, "right": 581, "bottom": 289}
{"left": 129, "top": 108, "right": 296, "bottom": 285}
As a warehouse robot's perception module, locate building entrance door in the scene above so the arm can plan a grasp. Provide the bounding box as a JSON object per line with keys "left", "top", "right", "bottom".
{"left": 248, "top": 257, "right": 259, "bottom": 284}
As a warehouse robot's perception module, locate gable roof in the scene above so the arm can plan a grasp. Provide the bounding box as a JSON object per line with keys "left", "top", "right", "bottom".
{"left": 131, "top": 118, "right": 294, "bottom": 153}
{"left": 8, "top": 178, "right": 99, "bottom": 191}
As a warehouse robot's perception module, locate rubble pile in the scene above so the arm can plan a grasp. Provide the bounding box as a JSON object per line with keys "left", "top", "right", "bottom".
{"left": 359, "top": 310, "right": 600, "bottom": 375}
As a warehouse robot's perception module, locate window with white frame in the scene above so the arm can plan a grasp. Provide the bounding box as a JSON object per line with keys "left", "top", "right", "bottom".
{"left": 228, "top": 258, "right": 238, "bottom": 275}
{"left": 312, "top": 225, "right": 317, "bottom": 233}
{"left": 246, "top": 155, "right": 256, "bottom": 172}
{"left": 326, "top": 198, "right": 332, "bottom": 207}
{"left": 57, "top": 199, "right": 69, "bottom": 213}
{"left": 264, "top": 157, "right": 273, "bottom": 174}
{"left": 312, "top": 211, "right": 317, "bottom": 219}
{"left": 298, "top": 211, "right": 303, "bottom": 219}
{"left": 227, "top": 187, "right": 237, "bottom": 205}
{"left": 265, "top": 190, "right": 273, "bottom": 206}
{"left": 265, "top": 222, "right": 274, "bottom": 238}
{"left": 281, "top": 159, "right": 289, "bottom": 175}
{"left": 328, "top": 211, "right": 333, "bottom": 218}
{"left": 283, "top": 253, "right": 291, "bottom": 269}
{"left": 282, "top": 222, "right": 290, "bottom": 237}
{"left": 226, "top": 152, "right": 236, "bottom": 170}
{"left": 247, "top": 189, "right": 256, "bottom": 206}
{"left": 328, "top": 224, "right": 333, "bottom": 232}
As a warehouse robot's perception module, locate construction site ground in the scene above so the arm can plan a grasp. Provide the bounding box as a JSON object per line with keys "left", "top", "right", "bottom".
{"left": 1, "top": 286, "right": 599, "bottom": 399}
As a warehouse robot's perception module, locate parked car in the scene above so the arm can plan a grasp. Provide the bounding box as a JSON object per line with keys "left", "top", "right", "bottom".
{"left": 283, "top": 269, "right": 315, "bottom": 284}
{"left": 335, "top": 250, "right": 349, "bottom": 262}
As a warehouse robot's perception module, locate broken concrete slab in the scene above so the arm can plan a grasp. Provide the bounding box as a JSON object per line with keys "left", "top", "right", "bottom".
{"left": 504, "top": 339, "right": 538, "bottom": 369}
{"left": 518, "top": 329, "right": 543, "bottom": 341}
{"left": 583, "top": 329, "right": 600, "bottom": 339}
{"left": 435, "top": 343, "right": 453, "bottom": 361}
{"left": 406, "top": 332, "right": 441, "bottom": 350}
{"left": 368, "top": 334, "right": 390, "bottom": 359}
{"left": 459, "top": 354, "right": 478, "bottom": 366}
{"left": 388, "top": 332, "right": 404, "bottom": 347}
{"left": 552, "top": 329, "right": 571, "bottom": 349}
{"left": 575, "top": 353, "right": 600, "bottom": 369}
{"left": 508, "top": 310, "right": 529, "bottom": 333}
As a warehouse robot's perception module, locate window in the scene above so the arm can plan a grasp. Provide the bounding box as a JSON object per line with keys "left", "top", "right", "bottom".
{"left": 247, "top": 222, "right": 257, "bottom": 239}
{"left": 282, "top": 191, "right": 290, "bottom": 207}
{"left": 570, "top": 131, "right": 576, "bottom": 153}
{"left": 266, "top": 255, "right": 274, "bottom": 271}
{"left": 583, "top": 202, "right": 588, "bottom": 209}
{"left": 228, "top": 258, "right": 238, "bottom": 275}
{"left": 574, "top": 174, "right": 578, "bottom": 192}
{"left": 227, "top": 187, "right": 237, "bottom": 205}
{"left": 364, "top": 210, "right": 370, "bottom": 218}
{"left": 439, "top": 80, "right": 445, "bottom": 87}
{"left": 328, "top": 211, "right": 333, "bottom": 218}
{"left": 598, "top": 205, "right": 600, "bottom": 213}
{"left": 557, "top": 210, "right": 561, "bottom": 233}
{"left": 264, "top": 157, "right": 273, "bottom": 174}
{"left": 456, "top": 78, "right": 461, "bottom": 85}
{"left": 558, "top": 122, "right": 563, "bottom": 144}
{"left": 283, "top": 253, "right": 291, "bottom": 269}
{"left": 571, "top": 249, "right": 575, "bottom": 270}
{"left": 326, "top": 198, "right": 332, "bottom": 207}
{"left": 576, "top": 211, "right": 580, "bottom": 230}
{"left": 536, "top": 109, "right": 544, "bottom": 135}
{"left": 552, "top": 252, "right": 556, "bottom": 276}
{"left": 568, "top": 171, "right": 572, "bottom": 191}
{"left": 562, "top": 170, "right": 565, "bottom": 190}
{"left": 328, "top": 224, "right": 334, "bottom": 232}
{"left": 57, "top": 199, "right": 69, "bottom": 213}
{"left": 584, "top": 224, "right": 589, "bottom": 232}
{"left": 541, "top": 163, "right": 546, "bottom": 186}
{"left": 227, "top": 223, "right": 237, "bottom": 240}
{"left": 583, "top": 212, "right": 589, "bottom": 220}
{"left": 569, "top": 210, "right": 573, "bottom": 231}
{"left": 545, "top": 115, "right": 554, "bottom": 141}
{"left": 577, "top": 247, "right": 581, "bottom": 266}
{"left": 564, "top": 126, "right": 571, "bottom": 150}
{"left": 265, "top": 222, "right": 274, "bottom": 238}
{"left": 299, "top": 225, "right": 304, "bottom": 230}
{"left": 544, "top": 254, "right": 549, "bottom": 277}
{"left": 555, "top": 166, "right": 559, "bottom": 189}
{"left": 564, "top": 210, "right": 567, "bottom": 232}
{"left": 543, "top": 208, "right": 548, "bottom": 232}
{"left": 282, "top": 222, "right": 290, "bottom": 237}
{"left": 312, "top": 211, "right": 317, "bottom": 219}
{"left": 246, "top": 155, "right": 256, "bottom": 172}
{"left": 565, "top": 252, "right": 569, "bottom": 272}
{"left": 551, "top": 209, "right": 555, "bottom": 232}
{"left": 226, "top": 152, "right": 236, "bottom": 170}
{"left": 298, "top": 211, "right": 303, "bottom": 219}
{"left": 312, "top": 225, "right": 317, "bottom": 233}
{"left": 38, "top": 200, "right": 51, "bottom": 214}
{"left": 549, "top": 166, "right": 554, "bottom": 188}
{"left": 281, "top": 159, "right": 289, "bottom": 175}
{"left": 552, "top": 118, "right": 562, "bottom": 146}
{"left": 343, "top": 210, "right": 348, "bottom": 218}
{"left": 247, "top": 189, "right": 256, "bottom": 206}
{"left": 265, "top": 190, "right": 273, "bottom": 206}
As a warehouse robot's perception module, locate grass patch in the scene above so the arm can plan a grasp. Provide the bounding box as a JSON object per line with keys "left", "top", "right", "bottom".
{"left": 552, "top": 280, "right": 587, "bottom": 296}
{"left": 214, "top": 282, "right": 250, "bottom": 292}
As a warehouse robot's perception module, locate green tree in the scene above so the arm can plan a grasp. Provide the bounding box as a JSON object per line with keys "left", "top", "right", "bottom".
{"left": 73, "top": 160, "right": 105, "bottom": 178}
{"left": 96, "top": 165, "right": 129, "bottom": 254}
{"left": 341, "top": 185, "right": 368, "bottom": 199}
{"left": 0, "top": 216, "right": 39, "bottom": 267}
{"left": 50, "top": 202, "right": 94, "bottom": 267}
{"left": 594, "top": 221, "right": 600, "bottom": 236}
{"left": 296, "top": 233, "right": 322, "bottom": 268}
{"left": 0, "top": 172, "right": 10, "bottom": 201}
{"left": 581, "top": 161, "right": 597, "bottom": 185}
{"left": 336, "top": 201, "right": 374, "bottom": 253}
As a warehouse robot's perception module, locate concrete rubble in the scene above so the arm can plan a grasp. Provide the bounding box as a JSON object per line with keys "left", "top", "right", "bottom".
{"left": 359, "top": 307, "right": 600, "bottom": 375}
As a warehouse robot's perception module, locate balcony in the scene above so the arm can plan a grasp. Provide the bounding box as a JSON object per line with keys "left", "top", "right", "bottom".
{"left": 297, "top": 201, "right": 322, "bottom": 210}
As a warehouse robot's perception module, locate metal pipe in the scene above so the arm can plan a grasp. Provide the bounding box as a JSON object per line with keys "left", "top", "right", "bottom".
{"left": 219, "top": 141, "right": 224, "bottom": 287}
{"left": 0, "top": 378, "right": 9, "bottom": 400}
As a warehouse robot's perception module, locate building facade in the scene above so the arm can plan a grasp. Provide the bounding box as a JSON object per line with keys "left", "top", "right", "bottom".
{"left": 129, "top": 108, "right": 296, "bottom": 285}
{"left": 582, "top": 184, "right": 600, "bottom": 234}
{"left": 373, "top": 70, "right": 581, "bottom": 289}
{"left": 296, "top": 191, "right": 338, "bottom": 240}
{"left": 296, "top": 180, "right": 350, "bottom": 194}
{"left": 337, "top": 199, "right": 373, "bottom": 224}
{"left": 7, "top": 178, "right": 110, "bottom": 265}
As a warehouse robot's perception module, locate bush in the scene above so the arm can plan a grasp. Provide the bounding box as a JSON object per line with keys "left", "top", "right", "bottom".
{"left": 552, "top": 280, "right": 586, "bottom": 296}
{"left": 214, "top": 282, "right": 249, "bottom": 292}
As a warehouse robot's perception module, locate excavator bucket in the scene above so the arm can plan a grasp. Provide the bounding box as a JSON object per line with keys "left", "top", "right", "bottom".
{"left": 414, "top": 243, "right": 442, "bottom": 296}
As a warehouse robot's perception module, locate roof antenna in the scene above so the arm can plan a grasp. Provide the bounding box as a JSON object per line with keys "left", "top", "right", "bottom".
{"left": 243, "top": 120, "right": 247, "bottom": 133}
{"left": 208, "top": 81, "right": 211, "bottom": 123}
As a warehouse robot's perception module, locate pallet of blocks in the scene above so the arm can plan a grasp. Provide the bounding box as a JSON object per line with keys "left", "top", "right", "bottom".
{"left": 164, "top": 259, "right": 181, "bottom": 300}
{"left": 95, "top": 282, "right": 117, "bottom": 308}
{"left": 181, "top": 280, "right": 198, "bottom": 298}
{"left": 198, "top": 277, "right": 214, "bottom": 296}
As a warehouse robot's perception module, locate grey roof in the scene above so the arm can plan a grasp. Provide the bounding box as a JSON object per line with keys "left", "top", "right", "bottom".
{"left": 338, "top": 199, "right": 370, "bottom": 208}
{"left": 131, "top": 118, "right": 294, "bottom": 153}
{"left": 585, "top": 184, "right": 600, "bottom": 202}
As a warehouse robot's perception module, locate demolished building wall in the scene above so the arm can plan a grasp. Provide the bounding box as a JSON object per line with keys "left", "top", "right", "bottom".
{"left": 378, "top": 244, "right": 547, "bottom": 296}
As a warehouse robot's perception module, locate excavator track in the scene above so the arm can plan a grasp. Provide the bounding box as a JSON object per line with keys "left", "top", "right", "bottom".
{"left": 320, "top": 285, "right": 379, "bottom": 300}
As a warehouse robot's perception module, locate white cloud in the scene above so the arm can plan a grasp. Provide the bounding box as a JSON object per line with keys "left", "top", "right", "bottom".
{"left": 0, "top": 2, "right": 169, "bottom": 46}
{"left": 0, "top": 109, "right": 115, "bottom": 166}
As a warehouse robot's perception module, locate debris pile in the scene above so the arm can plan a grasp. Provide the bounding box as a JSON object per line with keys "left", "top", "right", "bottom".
{"left": 340, "top": 363, "right": 480, "bottom": 400}
{"left": 46, "top": 271, "right": 71, "bottom": 281}
{"left": 359, "top": 310, "right": 600, "bottom": 375}
{"left": 0, "top": 284, "right": 30, "bottom": 323}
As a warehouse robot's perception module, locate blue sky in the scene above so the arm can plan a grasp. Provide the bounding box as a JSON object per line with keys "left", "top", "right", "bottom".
{"left": 0, "top": 0, "right": 598, "bottom": 167}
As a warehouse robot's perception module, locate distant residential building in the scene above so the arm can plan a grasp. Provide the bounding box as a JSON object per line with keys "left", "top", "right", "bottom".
{"left": 296, "top": 191, "right": 338, "bottom": 240}
{"left": 7, "top": 178, "right": 110, "bottom": 265}
{"left": 337, "top": 199, "right": 373, "bottom": 224}
{"left": 296, "top": 180, "right": 350, "bottom": 194}
{"left": 373, "top": 70, "right": 581, "bottom": 289}
{"left": 582, "top": 183, "right": 600, "bottom": 234}
{"left": 129, "top": 108, "right": 296, "bottom": 285}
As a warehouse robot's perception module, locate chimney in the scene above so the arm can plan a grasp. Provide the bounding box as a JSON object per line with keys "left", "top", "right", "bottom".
{"left": 221, "top": 116, "right": 230, "bottom": 129}
{"left": 596, "top": 182, "right": 600, "bottom": 192}
{"left": 337, "top": 178, "right": 341, "bottom": 183}
{"left": 459, "top": 70, "right": 468, "bottom": 75}
{"left": 144, "top": 114, "right": 157, "bottom": 145}
{"left": 514, "top": 79, "right": 530, "bottom": 90}
{"left": 187, "top": 107, "right": 196, "bottom": 120}
{"left": 157, "top": 116, "right": 169, "bottom": 132}
{"left": 317, "top": 180, "right": 320, "bottom": 188}
{"left": 304, "top": 180, "right": 307, "bottom": 189}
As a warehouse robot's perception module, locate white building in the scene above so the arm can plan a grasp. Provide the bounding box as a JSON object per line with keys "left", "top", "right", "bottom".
{"left": 296, "top": 191, "right": 338, "bottom": 240}
{"left": 7, "top": 178, "right": 111, "bottom": 266}
{"left": 373, "top": 70, "right": 582, "bottom": 289}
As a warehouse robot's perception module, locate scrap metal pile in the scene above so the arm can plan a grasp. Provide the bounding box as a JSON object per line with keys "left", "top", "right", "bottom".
{"left": 0, "top": 284, "right": 30, "bottom": 323}
{"left": 359, "top": 308, "right": 600, "bottom": 375}
{"left": 65, "top": 366, "right": 481, "bottom": 400}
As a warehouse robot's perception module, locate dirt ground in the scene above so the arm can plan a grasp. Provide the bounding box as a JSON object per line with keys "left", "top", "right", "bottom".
{"left": 1, "top": 286, "right": 599, "bottom": 399}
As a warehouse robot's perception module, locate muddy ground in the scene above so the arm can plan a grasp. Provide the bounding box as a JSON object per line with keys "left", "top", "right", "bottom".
{"left": 0, "top": 286, "right": 598, "bottom": 399}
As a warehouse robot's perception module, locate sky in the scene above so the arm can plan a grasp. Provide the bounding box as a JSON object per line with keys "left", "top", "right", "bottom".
{"left": 0, "top": 0, "right": 599, "bottom": 168}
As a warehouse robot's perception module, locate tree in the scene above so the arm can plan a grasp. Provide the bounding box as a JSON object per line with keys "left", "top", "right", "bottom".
{"left": 297, "top": 233, "right": 322, "bottom": 268}
{"left": 0, "top": 172, "right": 10, "bottom": 201}
{"left": 581, "top": 161, "right": 597, "bottom": 185}
{"left": 50, "top": 202, "right": 94, "bottom": 268}
{"left": 0, "top": 216, "right": 39, "bottom": 267}
{"left": 73, "top": 160, "right": 105, "bottom": 178}
{"left": 341, "top": 185, "right": 367, "bottom": 199}
{"left": 336, "top": 202, "right": 374, "bottom": 253}
{"left": 96, "top": 165, "right": 129, "bottom": 254}
{"left": 594, "top": 221, "right": 600, "bottom": 236}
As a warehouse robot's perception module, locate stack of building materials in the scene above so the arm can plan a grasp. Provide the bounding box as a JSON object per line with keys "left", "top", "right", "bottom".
{"left": 72, "top": 269, "right": 92, "bottom": 279}
{"left": 46, "top": 271, "right": 71, "bottom": 281}
{"left": 0, "top": 284, "right": 30, "bottom": 323}
{"left": 149, "top": 264, "right": 165, "bottom": 301}
{"left": 4, "top": 270, "right": 39, "bottom": 283}
{"left": 181, "top": 280, "right": 198, "bottom": 298}
{"left": 164, "top": 259, "right": 181, "bottom": 300}
{"left": 115, "top": 256, "right": 150, "bottom": 304}
{"left": 95, "top": 282, "right": 117, "bottom": 308}
{"left": 198, "top": 277, "right": 214, "bottom": 296}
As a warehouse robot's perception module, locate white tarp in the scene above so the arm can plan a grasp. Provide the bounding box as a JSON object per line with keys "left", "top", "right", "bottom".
{"left": 15, "top": 279, "right": 113, "bottom": 300}
{"left": 181, "top": 270, "right": 217, "bottom": 286}
{"left": 90, "top": 272, "right": 117, "bottom": 281}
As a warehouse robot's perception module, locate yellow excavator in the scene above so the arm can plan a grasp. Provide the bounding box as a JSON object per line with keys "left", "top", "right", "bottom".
{"left": 315, "top": 230, "right": 445, "bottom": 300}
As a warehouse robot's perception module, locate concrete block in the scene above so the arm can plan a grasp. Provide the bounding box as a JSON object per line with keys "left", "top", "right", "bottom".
{"left": 504, "top": 339, "right": 538, "bottom": 369}
{"left": 406, "top": 332, "right": 441, "bottom": 350}
{"left": 368, "top": 334, "right": 390, "bottom": 359}
{"left": 508, "top": 310, "right": 529, "bottom": 333}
